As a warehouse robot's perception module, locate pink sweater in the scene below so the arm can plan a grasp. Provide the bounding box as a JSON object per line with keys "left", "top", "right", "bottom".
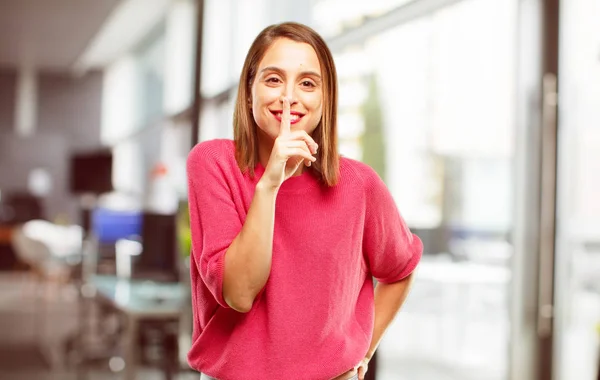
{"left": 186, "top": 139, "right": 422, "bottom": 380}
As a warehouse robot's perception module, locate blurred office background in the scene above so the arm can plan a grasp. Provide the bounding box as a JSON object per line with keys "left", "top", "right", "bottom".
{"left": 0, "top": 0, "right": 598, "bottom": 379}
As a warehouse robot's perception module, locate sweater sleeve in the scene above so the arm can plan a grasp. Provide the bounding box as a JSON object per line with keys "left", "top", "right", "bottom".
{"left": 187, "top": 142, "right": 242, "bottom": 309}
{"left": 363, "top": 171, "right": 423, "bottom": 284}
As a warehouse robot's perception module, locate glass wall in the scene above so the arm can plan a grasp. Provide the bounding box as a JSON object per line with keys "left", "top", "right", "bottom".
{"left": 101, "top": 0, "right": 197, "bottom": 203}
{"left": 199, "top": 0, "right": 520, "bottom": 378}
{"left": 555, "top": 0, "right": 600, "bottom": 379}
{"left": 96, "top": 0, "right": 600, "bottom": 378}
{"left": 329, "top": 0, "right": 516, "bottom": 379}
{"left": 311, "top": 0, "right": 418, "bottom": 38}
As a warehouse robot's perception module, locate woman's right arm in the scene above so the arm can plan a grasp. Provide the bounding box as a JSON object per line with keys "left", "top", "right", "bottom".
{"left": 222, "top": 97, "right": 317, "bottom": 313}
{"left": 222, "top": 181, "right": 277, "bottom": 313}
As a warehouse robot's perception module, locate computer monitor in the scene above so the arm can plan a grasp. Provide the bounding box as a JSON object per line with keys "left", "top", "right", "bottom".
{"left": 132, "top": 212, "right": 180, "bottom": 282}
{"left": 69, "top": 150, "right": 113, "bottom": 195}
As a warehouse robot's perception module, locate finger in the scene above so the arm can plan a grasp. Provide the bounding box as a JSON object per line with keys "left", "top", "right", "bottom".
{"left": 284, "top": 147, "right": 316, "bottom": 164}
{"left": 358, "top": 368, "right": 364, "bottom": 380}
{"left": 285, "top": 141, "right": 314, "bottom": 166}
{"left": 285, "top": 140, "right": 312, "bottom": 152}
{"left": 274, "top": 137, "right": 312, "bottom": 162}
{"left": 358, "top": 364, "right": 367, "bottom": 380}
{"left": 289, "top": 130, "right": 318, "bottom": 154}
{"left": 279, "top": 96, "right": 291, "bottom": 136}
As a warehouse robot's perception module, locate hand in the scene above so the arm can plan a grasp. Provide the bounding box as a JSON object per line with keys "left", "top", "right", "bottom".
{"left": 330, "top": 358, "right": 369, "bottom": 380}
{"left": 354, "top": 357, "right": 369, "bottom": 380}
{"left": 259, "top": 97, "right": 318, "bottom": 190}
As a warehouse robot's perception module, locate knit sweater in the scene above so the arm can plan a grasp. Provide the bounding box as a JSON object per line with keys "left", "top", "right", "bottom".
{"left": 186, "top": 139, "right": 422, "bottom": 380}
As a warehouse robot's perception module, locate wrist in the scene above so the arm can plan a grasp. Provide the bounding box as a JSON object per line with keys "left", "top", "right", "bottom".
{"left": 256, "top": 179, "right": 280, "bottom": 194}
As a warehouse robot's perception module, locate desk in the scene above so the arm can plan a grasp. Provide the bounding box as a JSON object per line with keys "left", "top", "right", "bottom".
{"left": 85, "top": 275, "right": 188, "bottom": 380}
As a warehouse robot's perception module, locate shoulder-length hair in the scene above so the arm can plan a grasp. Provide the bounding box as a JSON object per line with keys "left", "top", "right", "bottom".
{"left": 233, "top": 22, "right": 340, "bottom": 187}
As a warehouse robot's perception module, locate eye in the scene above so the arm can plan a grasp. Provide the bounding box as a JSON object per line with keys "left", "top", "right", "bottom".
{"left": 301, "top": 80, "right": 316, "bottom": 88}
{"left": 265, "top": 77, "right": 282, "bottom": 84}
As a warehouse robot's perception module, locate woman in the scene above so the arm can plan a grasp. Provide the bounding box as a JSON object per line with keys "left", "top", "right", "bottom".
{"left": 186, "top": 22, "right": 422, "bottom": 380}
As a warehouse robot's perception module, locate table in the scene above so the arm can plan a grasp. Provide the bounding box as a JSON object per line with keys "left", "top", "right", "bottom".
{"left": 84, "top": 275, "right": 188, "bottom": 380}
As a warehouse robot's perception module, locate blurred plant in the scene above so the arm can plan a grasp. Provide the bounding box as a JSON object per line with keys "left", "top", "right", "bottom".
{"left": 177, "top": 201, "right": 191, "bottom": 258}
{"left": 361, "top": 74, "right": 386, "bottom": 183}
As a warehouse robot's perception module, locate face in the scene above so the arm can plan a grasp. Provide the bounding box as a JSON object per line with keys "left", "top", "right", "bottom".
{"left": 250, "top": 38, "right": 323, "bottom": 141}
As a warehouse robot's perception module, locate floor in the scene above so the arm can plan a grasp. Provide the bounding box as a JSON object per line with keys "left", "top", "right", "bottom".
{"left": 0, "top": 265, "right": 509, "bottom": 380}
{"left": 0, "top": 272, "right": 198, "bottom": 380}
{"left": 1, "top": 258, "right": 598, "bottom": 380}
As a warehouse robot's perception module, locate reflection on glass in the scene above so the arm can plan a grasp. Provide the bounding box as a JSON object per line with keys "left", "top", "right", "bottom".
{"left": 556, "top": 0, "right": 600, "bottom": 378}
{"left": 312, "top": 0, "right": 417, "bottom": 38}
{"left": 333, "top": 0, "right": 516, "bottom": 378}
{"left": 137, "top": 28, "right": 166, "bottom": 126}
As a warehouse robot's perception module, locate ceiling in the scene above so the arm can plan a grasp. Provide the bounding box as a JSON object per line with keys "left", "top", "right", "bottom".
{"left": 0, "top": 0, "right": 121, "bottom": 70}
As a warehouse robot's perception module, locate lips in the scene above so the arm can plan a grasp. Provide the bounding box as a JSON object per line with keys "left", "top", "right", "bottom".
{"left": 270, "top": 110, "right": 305, "bottom": 124}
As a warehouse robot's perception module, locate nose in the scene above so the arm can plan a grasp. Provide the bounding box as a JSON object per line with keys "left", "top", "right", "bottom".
{"left": 281, "top": 85, "right": 298, "bottom": 105}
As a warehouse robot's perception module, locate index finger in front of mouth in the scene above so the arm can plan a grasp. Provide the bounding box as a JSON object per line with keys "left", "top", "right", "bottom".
{"left": 279, "top": 96, "right": 291, "bottom": 136}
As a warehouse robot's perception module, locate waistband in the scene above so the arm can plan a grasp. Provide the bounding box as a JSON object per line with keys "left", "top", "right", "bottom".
{"left": 200, "top": 374, "right": 359, "bottom": 380}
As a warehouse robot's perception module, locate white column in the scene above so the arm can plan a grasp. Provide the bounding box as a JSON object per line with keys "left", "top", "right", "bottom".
{"left": 163, "top": 0, "right": 197, "bottom": 115}
{"left": 15, "top": 66, "right": 38, "bottom": 137}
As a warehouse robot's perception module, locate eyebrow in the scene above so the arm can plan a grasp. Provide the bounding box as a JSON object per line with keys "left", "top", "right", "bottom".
{"left": 259, "top": 66, "right": 322, "bottom": 80}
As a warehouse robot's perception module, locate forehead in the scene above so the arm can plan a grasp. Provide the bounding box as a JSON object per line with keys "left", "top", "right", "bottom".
{"left": 258, "top": 38, "right": 321, "bottom": 74}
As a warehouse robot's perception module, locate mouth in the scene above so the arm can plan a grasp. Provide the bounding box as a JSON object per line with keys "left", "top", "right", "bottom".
{"left": 270, "top": 110, "right": 305, "bottom": 125}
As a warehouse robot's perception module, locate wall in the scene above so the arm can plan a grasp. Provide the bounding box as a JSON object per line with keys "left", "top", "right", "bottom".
{"left": 0, "top": 68, "right": 104, "bottom": 222}
{"left": 0, "top": 71, "right": 16, "bottom": 133}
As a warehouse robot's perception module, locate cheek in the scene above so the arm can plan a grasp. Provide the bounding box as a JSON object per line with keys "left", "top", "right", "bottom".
{"left": 253, "top": 86, "right": 280, "bottom": 109}
{"left": 297, "top": 89, "right": 321, "bottom": 109}
{"left": 251, "top": 87, "right": 276, "bottom": 127}
{"left": 315, "top": 99, "right": 323, "bottom": 116}
{"left": 305, "top": 93, "right": 323, "bottom": 121}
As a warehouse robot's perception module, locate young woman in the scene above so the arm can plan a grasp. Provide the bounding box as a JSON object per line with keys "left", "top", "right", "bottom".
{"left": 186, "top": 22, "right": 422, "bottom": 380}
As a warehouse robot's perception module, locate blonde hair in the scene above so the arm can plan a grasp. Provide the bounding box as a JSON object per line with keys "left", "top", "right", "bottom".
{"left": 233, "top": 22, "right": 340, "bottom": 186}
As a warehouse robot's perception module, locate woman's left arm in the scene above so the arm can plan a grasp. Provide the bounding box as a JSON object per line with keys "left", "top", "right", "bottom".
{"left": 353, "top": 169, "right": 422, "bottom": 379}
{"left": 354, "top": 273, "right": 416, "bottom": 379}
{"left": 367, "top": 273, "right": 415, "bottom": 360}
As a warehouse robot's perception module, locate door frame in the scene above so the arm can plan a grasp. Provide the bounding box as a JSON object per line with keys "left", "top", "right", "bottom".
{"left": 511, "top": 0, "right": 559, "bottom": 379}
